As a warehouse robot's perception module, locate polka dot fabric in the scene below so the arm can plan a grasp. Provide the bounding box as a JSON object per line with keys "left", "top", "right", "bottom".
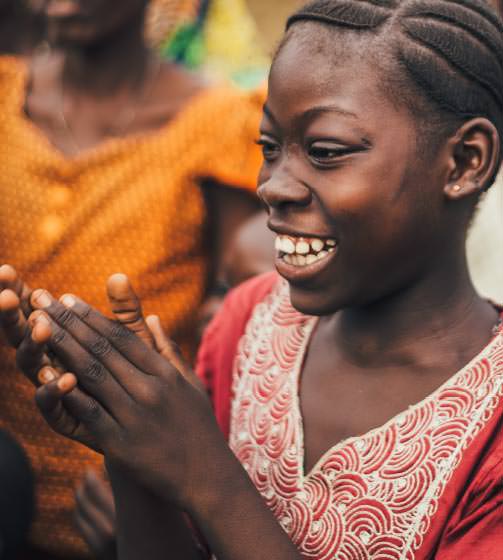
{"left": 0, "top": 56, "right": 263, "bottom": 557}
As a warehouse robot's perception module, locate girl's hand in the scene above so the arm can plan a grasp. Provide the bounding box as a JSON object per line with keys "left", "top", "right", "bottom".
{"left": 0, "top": 267, "right": 156, "bottom": 385}
{"left": 0, "top": 264, "right": 54, "bottom": 383}
{"left": 30, "top": 288, "right": 221, "bottom": 510}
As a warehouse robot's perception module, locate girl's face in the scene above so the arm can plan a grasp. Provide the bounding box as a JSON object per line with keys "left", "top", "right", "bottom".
{"left": 258, "top": 32, "right": 454, "bottom": 316}
{"left": 43, "top": 0, "right": 149, "bottom": 46}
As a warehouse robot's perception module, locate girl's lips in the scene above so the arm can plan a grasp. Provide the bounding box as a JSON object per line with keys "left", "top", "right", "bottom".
{"left": 275, "top": 246, "right": 338, "bottom": 284}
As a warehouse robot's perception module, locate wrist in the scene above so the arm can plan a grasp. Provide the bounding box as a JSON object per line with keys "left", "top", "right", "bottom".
{"left": 185, "top": 444, "right": 251, "bottom": 520}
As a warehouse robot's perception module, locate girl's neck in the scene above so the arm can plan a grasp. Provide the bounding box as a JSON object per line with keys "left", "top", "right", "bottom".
{"left": 59, "top": 21, "right": 150, "bottom": 96}
{"left": 328, "top": 250, "right": 499, "bottom": 369}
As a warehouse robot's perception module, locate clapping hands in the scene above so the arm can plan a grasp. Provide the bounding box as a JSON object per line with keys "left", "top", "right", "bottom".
{"left": 0, "top": 267, "right": 222, "bottom": 513}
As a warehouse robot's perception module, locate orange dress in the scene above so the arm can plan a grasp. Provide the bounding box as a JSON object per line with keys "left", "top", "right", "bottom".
{"left": 0, "top": 56, "right": 263, "bottom": 557}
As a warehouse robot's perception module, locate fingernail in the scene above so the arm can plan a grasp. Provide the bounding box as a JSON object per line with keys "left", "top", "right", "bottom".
{"left": 35, "top": 314, "right": 50, "bottom": 326}
{"left": 33, "top": 290, "right": 51, "bottom": 308}
{"left": 38, "top": 367, "right": 57, "bottom": 384}
{"left": 61, "top": 294, "right": 76, "bottom": 308}
{"left": 57, "top": 374, "right": 75, "bottom": 392}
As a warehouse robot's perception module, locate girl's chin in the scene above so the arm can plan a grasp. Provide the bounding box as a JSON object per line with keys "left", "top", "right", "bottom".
{"left": 287, "top": 285, "right": 344, "bottom": 317}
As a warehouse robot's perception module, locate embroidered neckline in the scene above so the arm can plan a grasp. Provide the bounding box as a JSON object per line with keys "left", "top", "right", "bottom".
{"left": 230, "top": 279, "right": 503, "bottom": 560}
{"left": 297, "top": 303, "right": 503, "bottom": 483}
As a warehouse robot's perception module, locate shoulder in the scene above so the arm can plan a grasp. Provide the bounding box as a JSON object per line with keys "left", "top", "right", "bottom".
{"left": 196, "top": 272, "right": 279, "bottom": 387}
{"left": 199, "top": 271, "right": 280, "bottom": 358}
{"left": 195, "top": 272, "right": 280, "bottom": 437}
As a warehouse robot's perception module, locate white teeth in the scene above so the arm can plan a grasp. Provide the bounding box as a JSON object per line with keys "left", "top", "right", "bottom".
{"left": 275, "top": 234, "right": 337, "bottom": 267}
{"left": 281, "top": 238, "right": 296, "bottom": 255}
{"left": 311, "top": 239, "right": 324, "bottom": 252}
{"left": 296, "top": 241, "right": 310, "bottom": 255}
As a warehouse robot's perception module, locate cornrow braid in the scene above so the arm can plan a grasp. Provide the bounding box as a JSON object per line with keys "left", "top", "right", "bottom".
{"left": 287, "top": 0, "right": 396, "bottom": 30}
{"left": 283, "top": 0, "right": 503, "bottom": 187}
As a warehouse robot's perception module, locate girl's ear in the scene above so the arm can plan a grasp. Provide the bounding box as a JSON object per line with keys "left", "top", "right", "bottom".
{"left": 444, "top": 117, "right": 500, "bottom": 200}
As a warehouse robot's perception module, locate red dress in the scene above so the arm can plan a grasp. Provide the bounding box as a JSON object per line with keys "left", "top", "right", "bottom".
{"left": 196, "top": 273, "right": 503, "bottom": 559}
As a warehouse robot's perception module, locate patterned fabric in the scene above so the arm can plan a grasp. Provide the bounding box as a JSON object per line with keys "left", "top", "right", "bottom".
{"left": 145, "top": 0, "right": 203, "bottom": 48}
{"left": 198, "top": 275, "right": 503, "bottom": 559}
{"left": 0, "top": 56, "right": 263, "bottom": 557}
{"left": 151, "top": 0, "right": 269, "bottom": 87}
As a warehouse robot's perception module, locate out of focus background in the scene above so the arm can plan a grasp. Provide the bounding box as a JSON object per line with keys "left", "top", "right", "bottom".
{"left": 0, "top": 1, "right": 500, "bottom": 559}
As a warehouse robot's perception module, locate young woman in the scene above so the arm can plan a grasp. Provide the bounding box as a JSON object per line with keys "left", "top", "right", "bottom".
{"left": 2, "top": 0, "right": 503, "bottom": 558}
{"left": 0, "top": 0, "right": 264, "bottom": 556}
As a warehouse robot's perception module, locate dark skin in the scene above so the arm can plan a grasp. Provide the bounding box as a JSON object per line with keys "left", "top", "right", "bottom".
{"left": 25, "top": 0, "right": 260, "bottom": 286}
{"left": 1, "top": 26, "right": 501, "bottom": 559}
{"left": 259, "top": 34, "right": 500, "bottom": 472}
{"left": 0, "top": 0, "right": 45, "bottom": 56}
{"left": 0, "top": 268, "right": 206, "bottom": 560}
{"left": 75, "top": 471, "right": 116, "bottom": 560}
{"left": 26, "top": 0, "right": 202, "bottom": 155}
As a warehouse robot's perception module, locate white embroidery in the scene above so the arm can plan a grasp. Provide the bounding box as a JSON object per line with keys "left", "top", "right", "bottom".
{"left": 229, "top": 281, "right": 503, "bottom": 560}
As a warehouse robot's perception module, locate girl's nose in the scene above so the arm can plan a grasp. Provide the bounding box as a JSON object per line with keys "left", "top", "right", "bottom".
{"left": 257, "top": 172, "right": 312, "bottom": 211}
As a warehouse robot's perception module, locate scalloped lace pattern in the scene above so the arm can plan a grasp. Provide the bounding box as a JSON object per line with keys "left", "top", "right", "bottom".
{"left": 229, "top": 281, "right": 503, "bottom": 560}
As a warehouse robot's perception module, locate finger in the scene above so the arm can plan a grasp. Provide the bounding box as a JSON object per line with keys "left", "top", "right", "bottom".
{"left": 106, "top": 274, "right": 154, "bottom": 348}
{"left": 36, "top": 374, "right": 113, "bottom": 451}
{"left": 14, "top": 311, "right": 52, "bottom": 384}
{"left": 51, "top": 291, "right": 170, "bottom": 378}
{"left": 0, "top": 289, "right": 28, "bottom": 347}
{"left": 145, "top": 315, "right": 203, "bottom": 391}
{"left": 30, "top": 308, "right": 134, "bottom": 416}
{"left": 0, "top": 265, "right": 33, "bottom": 317}
{"left": 75, "top": 507, "right": 114, "bottom": 559}
{"left": 35, "top": 374, "right": 80, "bottom": 438}
{"left": 76, "top": 479, "right": 115, "bottom": 535}
{"left": 82, "top": 471, "right": 115, "bottom": 521}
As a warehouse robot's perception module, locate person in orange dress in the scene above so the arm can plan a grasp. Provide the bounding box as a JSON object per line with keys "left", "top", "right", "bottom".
{"left": 0, "top": 0, "right": 264, "bottom": 557}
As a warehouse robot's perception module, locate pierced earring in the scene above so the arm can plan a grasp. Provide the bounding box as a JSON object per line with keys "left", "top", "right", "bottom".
{"left": 453, "top": 184, "right": 462, "bottom": 192}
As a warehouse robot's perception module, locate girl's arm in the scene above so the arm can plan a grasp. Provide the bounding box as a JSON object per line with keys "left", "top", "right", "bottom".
{"left": 0, "top": 269, "right": 206, "bottom": 560}
{"left": 18, "top": 287, "right": 303, "bottom": 559}
{"left": 107, "top": 464, "right": 203, "bottom": 560}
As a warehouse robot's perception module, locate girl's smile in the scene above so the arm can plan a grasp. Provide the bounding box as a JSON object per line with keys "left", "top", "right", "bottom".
{"left": 273, "top": 232, "right": 339, "bottom": 283}
{"left": 257, "top": 29, "right": 445, "bottom": 316}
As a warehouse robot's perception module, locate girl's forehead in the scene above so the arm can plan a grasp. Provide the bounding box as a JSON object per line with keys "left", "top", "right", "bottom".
{"left": 268, "top": 35, "right": 395, "bottom": 121}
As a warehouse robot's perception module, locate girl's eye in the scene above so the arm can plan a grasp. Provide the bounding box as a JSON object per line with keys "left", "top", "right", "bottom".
{"left": 256, "top": 138, "right": 281, "bottom": 162}
{"left": 308, "top": 142, "right": 353, "bottom": 165}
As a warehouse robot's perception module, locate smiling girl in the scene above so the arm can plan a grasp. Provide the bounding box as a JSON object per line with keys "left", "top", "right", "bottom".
{"left": 1, "top": 0, "right": 503, "bottom": 559}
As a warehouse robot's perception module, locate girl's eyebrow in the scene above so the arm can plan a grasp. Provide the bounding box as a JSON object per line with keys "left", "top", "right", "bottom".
{"left": 262, "top": 103, "right": 358, "bottom": 127}
{"left": 262, "top": 104, "right": 279, "bottom": 126}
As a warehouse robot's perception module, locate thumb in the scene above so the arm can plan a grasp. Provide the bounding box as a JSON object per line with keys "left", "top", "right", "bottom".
{"left": 146, "top": 315, "right": 204, "bottom": 391}
{"left": 106, "top": 274, "right": 154, "bottom": 349}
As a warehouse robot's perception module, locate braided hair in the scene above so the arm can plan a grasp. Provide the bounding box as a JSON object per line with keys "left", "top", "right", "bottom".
{"left": 279, "top": 0, "right": 503, "bottom": 187}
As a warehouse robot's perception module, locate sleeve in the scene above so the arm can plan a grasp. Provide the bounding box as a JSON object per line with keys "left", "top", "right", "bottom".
{"left": 195, "top": 272, "right": 279, "bottom": 439}
{"left": 435, "top": 455, "right": 503, "bottom": 558}
{"left": 194, "top": 86, "right": 266, "bottom": 193}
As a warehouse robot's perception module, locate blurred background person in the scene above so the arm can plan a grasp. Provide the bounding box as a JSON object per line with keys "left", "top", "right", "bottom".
{"left": 0, "top": 0, "right": 45, "bottom": 57}
{"left": 0, "top": 0, "right": 265, "bottom": 557}
{"left": 0, "top": 430, "right": 34, "bottom": 560}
